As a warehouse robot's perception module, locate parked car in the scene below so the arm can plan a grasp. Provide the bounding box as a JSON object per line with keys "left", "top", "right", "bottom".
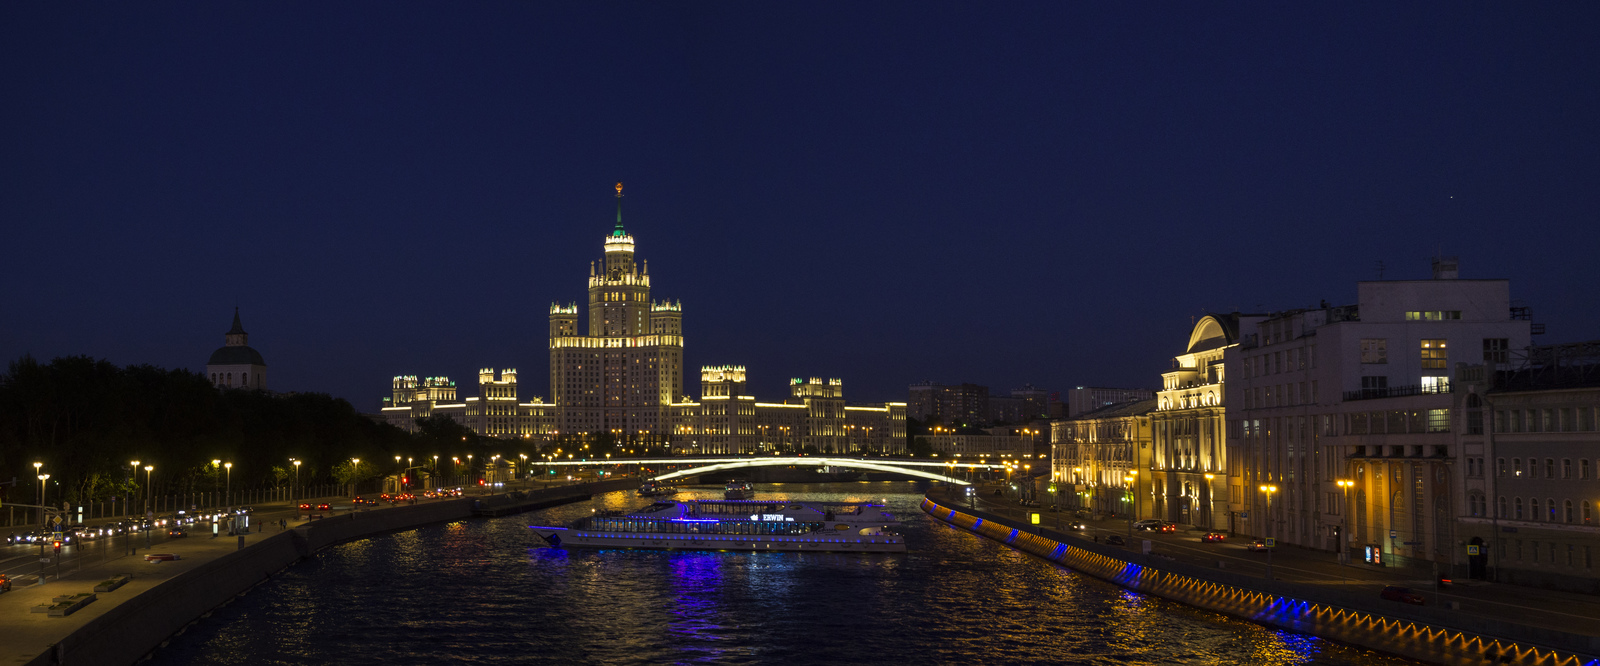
{"left": 1201, "top": 532, "right": 1227, "bottom": 543}
{"left": 1380, "top": 585, "right": 1425, "bottom": 605}
{"left": 167, "top": 528, "right": 188, "bottom": 538}
{"left": 316, "top": 503, "right": 332, "bottom": 512}
{"left": 1245, "top": 539, "right": 1270, "bottom": 552}
{"left": 1132, "top": 519, "right": 1163, "bottom": 531}
{"left": 0, "top": 574, "right": 11, "bottom": 592}
{"left": 1156, "top": 521, "right": 1177, "bottom": 533}
{"left": 298, "top": 502, "right": 313, "bottom": 512}
{"left": 1105, "top": 535, "right": 1127, "bottom": 546}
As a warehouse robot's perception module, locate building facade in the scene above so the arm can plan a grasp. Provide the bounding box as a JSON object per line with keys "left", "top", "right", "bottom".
{"left": 669, "top": 368, "right": 906, "bottom": 455}
{"left": 1152, "top": 314, "right": 1260, "bottom": 531}
{"left": 1067, "top": 386, "right": 1156, "bottom": 418}
{"left": 549, "top": 185, "right": 684, "bottom": 441}
{"left": 206, "top": 308, "right": 267, "bottom": 391}
{"left": 378, "top": 370, "right": 558, "bottom": 438}
{"left": 1051, "top": 398, "right": 1156, "bottom": 517}
{"left": 1453, "top": 341, "right": 1600, "bottom": 591}
{"left": 1228, "top": 258, "right": 1531, "bottom": 567}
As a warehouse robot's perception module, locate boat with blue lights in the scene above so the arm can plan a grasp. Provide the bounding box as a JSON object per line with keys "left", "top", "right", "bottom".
{"left": 530, "top": 499, "right": 906, "bottom": 553}
{"left": 637, "top": 480, "right": 677, "bottom": 497}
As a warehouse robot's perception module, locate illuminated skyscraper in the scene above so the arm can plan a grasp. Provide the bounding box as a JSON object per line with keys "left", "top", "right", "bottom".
{"left": 549, "top": 183, "right": 684, "bottom": 440}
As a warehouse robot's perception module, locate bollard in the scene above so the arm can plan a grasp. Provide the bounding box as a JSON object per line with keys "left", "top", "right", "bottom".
{"left": 237, "top": 535, "right": 245, "bottom": 550}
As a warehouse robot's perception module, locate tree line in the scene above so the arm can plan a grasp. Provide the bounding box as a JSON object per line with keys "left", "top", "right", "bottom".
{"left": 0, "top": 355, "right": 496, "bottom": 506}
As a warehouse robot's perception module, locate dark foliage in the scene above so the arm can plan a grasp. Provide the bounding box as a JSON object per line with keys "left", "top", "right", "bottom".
{"left": 0, "top": 355, "right": 418, "bottom": 504}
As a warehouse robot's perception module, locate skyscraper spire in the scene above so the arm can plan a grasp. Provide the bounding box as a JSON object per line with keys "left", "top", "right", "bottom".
{"left": 613, "top": 182, "right": 625, "bottom": 237}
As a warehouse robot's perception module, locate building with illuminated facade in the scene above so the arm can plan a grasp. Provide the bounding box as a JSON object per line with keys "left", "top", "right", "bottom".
{"left": 376, "top": 184, "right": 903, "bottom": 453}
{"left": 1151, "top": 313, "right": 1261, "bottom": 531}
{"left": 548, "top": 184, "right": 684, "bottom": 440}
{"left": 668, "top": 366, "right": 906, "bottom": 455}
{"left": 1051, "top": 398, "right": 1155, "bottom": 517}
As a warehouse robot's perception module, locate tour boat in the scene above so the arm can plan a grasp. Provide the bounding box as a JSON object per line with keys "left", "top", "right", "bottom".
{"left": 530, "top": 499, "right": 906, "bottom": 553}
{"left": 637, "top": 480, "right": 678, "bottom": 497}
{"left": 724, "top": 479, "right": 753, "bottom": 500}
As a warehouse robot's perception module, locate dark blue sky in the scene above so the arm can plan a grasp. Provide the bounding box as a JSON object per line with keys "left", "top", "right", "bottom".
{"left": 4, "top": 4, "right": 1598, "bottom": 408}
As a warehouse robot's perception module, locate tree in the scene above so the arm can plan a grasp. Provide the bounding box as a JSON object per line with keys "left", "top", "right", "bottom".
{"left": 907, "top": 436, "right": 934, "bottom": 458}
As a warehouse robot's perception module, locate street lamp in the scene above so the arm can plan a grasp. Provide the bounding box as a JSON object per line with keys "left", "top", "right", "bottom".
{"left": 1336, "top": 479, "right": 1354, "bottom": 565}
{"left": 1260, "top": 484, "right": 1278, "bottom": 579}
{"left": 1124, "top": 474, "right": 1136, "bottom": 535}
{"left": 224, "top": 462, "right": 233, "bottom": 507}
{"left": 351, "top": 458, "right": 361, "bottom": 499}
{"left": 129, "top": 461, "right": 140, "bottom": 517}
{"left": 292, "top": 459, "right": 302, "bottom": 501}
{"left": 142, "top": 466, "right": 154, "bottom": 547}
{"left": 1203, "top": 472, "right": 1216, "bottom": 529}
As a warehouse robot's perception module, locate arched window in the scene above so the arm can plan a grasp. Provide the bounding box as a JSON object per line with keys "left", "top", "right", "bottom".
{"left": 1497, "top": 457, "right": 1506, "bottom": 476}
{"left": 1546, "top": 498, "right": 1557, "bottom": 522}
{"left": 1515, "top": 497, "right": 1524, "bottom": 520}
{"left": 1564, "top": 459, "right": 1572, "bottom": 478}
{"left": 1513, "top": 458, "right": 1522, "bottom": 476}
{"left": 1585, "top": 501, "right": 1593, "bottom": 525}
{"left": 1547, "top": 459, "right": 1556, "bottom": 478}
{"left": 1468, "top": 492, "right": 1485, "bottom": 517}
{"left": 242, "top": 372, "right": 248, "bottom": 386}
{"left": 1584, "top": 459, "right": 1592, "bottom": 480}
{"left": 1497, "top": 496, "right": 1507, "bottom": 519}
{"left": 1565, "top": 500, "right": 1575, "bottom": 523}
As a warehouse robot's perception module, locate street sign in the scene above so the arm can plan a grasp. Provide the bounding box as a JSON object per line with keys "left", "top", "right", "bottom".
{"left": 51, "top": 516, "right": 61, "bottom": 526}
{"left": 1389, "top": 530, "right": 1397, "bottom": 538}
{"left": 1467, "top": 545, "right": 1480, "bottom": 555}
{"left": 1265, "top": 537, "right": 1276, "bottom": 548}
{"left": 1030, "top": 513, "right": 1040, "bottom": 525}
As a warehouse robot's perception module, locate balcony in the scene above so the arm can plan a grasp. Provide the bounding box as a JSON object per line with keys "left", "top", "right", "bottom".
{"left": 1342, "top": 381, "right": 1451, "bottom": 402}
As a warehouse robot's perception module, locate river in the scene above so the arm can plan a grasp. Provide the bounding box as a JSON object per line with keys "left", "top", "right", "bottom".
{"left": 148, "top": 482, "right": 1414, "bottom": 665}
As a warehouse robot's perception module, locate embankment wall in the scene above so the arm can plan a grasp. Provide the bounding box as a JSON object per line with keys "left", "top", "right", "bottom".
{"left": 40, "top": 480, "right": 630, "bottom": 665}
{"left": 922, "top": 496, "right": 1600, "bottom": 666}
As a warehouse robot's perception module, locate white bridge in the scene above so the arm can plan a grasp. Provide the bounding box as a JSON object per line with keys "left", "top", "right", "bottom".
{"left": 538, "top": 457, "right": 1003, "bottom": 485}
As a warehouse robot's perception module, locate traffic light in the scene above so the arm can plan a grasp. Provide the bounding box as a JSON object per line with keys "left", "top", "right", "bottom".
{"left": 402, "top": 476, "right": 409, "bottom": 484}
{"left": 53, "top": 540, "right": 62, "bottom": 554}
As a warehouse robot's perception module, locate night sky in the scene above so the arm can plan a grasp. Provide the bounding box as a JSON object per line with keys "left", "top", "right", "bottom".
{"left": 4, "top": 4, "right": 1598, "bottom": 409}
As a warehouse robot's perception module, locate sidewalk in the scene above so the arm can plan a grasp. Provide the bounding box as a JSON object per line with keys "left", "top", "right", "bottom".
{"left": 943, "top": 486, "right": 1600, "bottom": 637}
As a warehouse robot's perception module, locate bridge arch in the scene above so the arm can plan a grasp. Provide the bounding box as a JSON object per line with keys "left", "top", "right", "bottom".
{"left": 652, "top": 457, "right": 972, "bottom": 485}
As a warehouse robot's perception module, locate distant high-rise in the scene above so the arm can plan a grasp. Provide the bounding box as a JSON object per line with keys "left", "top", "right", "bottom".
{"left": 549, "top": 183, "right": 684, "bottom": 439}
{"left": 206, "top": 307, "right": 267, "bottom": 390}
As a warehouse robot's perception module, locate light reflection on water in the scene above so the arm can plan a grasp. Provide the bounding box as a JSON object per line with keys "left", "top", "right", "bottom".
{"left": 148, "top": 482, "right": 1416, "bottom": 665}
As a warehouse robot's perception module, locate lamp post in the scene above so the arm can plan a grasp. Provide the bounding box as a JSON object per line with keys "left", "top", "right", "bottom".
{"left": 224, "top": 462, "right": 233, "bottom": 507}
{"left": 1336, "top": 479, "right": 1354, "bottom": 565}
{"left": 1124, "top": 474, "right": 1136, "bottom": 535}
{"left": 1129, "top": 469, "right": 1140, "bottom": 521}
{"left": 1260, "top": 484, "right": 1278, "bottom": 579}
{"left": 33, "top": 462, "right": 43, "bottom": 527}
{"left": 292, "top": 459, "right": 302, "bottom": 501}
{"left": 129, "top": 461, "right": 140, "bottom": 518}
{"left": 1203, "top": 472, "right": 1216, "bottom": 530}
{"left": 350, "top": 458, "right": 361, "bottom": 499}
{"left": 142, "top": 466, "right": 154, "bottom": 548}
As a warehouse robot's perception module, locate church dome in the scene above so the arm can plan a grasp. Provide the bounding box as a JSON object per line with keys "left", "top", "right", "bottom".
{"left": 207, "top": 345, "right": 266, "bottom": 366}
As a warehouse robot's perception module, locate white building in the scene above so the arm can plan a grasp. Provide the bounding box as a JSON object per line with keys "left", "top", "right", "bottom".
{"left": 206, "top": 308, "right": 267, "bottom": 391}
{"left": 1227, "top": 257, "right": 1531, "bottom": 567}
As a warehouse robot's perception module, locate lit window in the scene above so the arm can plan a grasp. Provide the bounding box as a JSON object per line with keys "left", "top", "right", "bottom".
{"left": 1420, "top": 339, "right": 1448, "bottom": 370}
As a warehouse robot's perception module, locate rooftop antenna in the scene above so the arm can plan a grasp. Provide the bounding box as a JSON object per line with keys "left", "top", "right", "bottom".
{"left": 613, "top": 182, "right": 625, "bottom": 237}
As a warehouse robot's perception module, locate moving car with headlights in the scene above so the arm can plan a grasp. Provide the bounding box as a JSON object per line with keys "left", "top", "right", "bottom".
{"left": 1201, "top": 531, "right": 1226, "bottom": 543}
{"left": 1132, "top": 519, "right": 1163, "bottom": 531}
{"left": 1245, "top": 538, "right": 1270, "bottom": 552}
{"left": 167, "top": 527, "right": 188, "bottom": 538}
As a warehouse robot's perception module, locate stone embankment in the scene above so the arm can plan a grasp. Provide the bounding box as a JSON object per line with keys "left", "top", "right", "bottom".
{"left": 28, "top": 479, "right": 632, "bottom": 666}
{"left": 922, "top": 495, "right": 1600, "bottom": 666}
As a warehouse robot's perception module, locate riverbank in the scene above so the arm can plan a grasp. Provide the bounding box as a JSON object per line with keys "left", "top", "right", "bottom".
{"left": 7, "top": 478, "right": 634, "bottom": 666}
{"left": 922, "top": 491, "right": 1600, "bottom": 666}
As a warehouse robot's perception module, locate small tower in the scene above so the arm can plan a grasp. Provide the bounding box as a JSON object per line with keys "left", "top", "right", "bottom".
{"left": 206, "top": 307, "right": 268, "bottom": 390}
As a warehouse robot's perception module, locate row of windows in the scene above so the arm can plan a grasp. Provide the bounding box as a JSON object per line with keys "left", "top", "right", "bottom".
{"left": 1246, "top": 345, "right": 1315, "bottom": 377}
{"left": 1494, "top": 407, "right": 1598, "bottom": 433}
{"left": 1494, "top": 457, "right": 1600, "bottom": 480}
{"left": 1471, "top": 494, "right": 1597, "bottom": 524}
